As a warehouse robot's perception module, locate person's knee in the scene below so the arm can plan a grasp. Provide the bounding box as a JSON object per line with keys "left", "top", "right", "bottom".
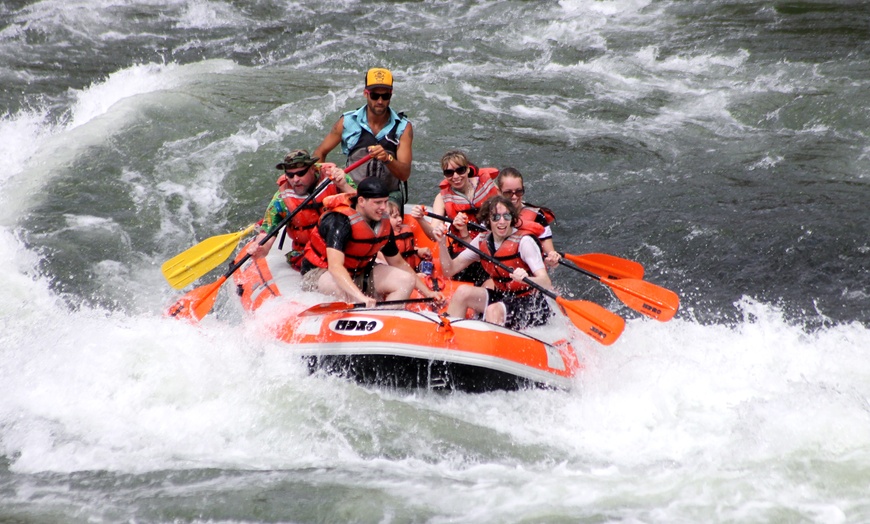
{"left": 392, "top": 268, "right": 415, "bottom": 292}
{"left": 485, "top": 302, "right": 506, "bottom": 325}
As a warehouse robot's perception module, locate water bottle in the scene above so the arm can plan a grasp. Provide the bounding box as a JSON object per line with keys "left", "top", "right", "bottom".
{"left": 418, "top": 260, "right": 434, "bottom": 276}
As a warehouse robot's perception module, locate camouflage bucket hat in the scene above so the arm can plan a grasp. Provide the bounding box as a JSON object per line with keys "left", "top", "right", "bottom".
{"left": 276, "top": 149, "right": 319, "bottom": 170}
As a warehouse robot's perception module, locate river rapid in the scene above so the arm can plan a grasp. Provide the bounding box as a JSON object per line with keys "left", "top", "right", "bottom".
{"left": 1, "top": 1, "right": 868, "bottom": 522}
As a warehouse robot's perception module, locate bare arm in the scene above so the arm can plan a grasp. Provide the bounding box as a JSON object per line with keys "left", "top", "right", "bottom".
{"left": 313, "top": 116, "right": 345, "bottom": 165}
{"left": 512, "top": 266, "right": 553, "bottom": 291}
{"left": 436, "top": 233, "right": 476, "bottom": 278}
{"left": 540, "top": 237, "right": 561, "bottom": 268}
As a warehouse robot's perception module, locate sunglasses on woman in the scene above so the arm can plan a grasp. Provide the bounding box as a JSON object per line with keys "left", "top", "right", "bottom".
{"left": 501, "top": 188, "right": 525, "bottom": 198}
{"left": 443, "top": 165, "right": 468, "bottom": 177}
{"left": 489, "top": 213, "right": 512, "bottom": 222}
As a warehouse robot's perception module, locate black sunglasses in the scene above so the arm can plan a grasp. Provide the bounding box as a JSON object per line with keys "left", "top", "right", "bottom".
{"left": 501, "top": 188, "right": 525, "bottom": 198}
{"left": 443, "top": 165, "right": 469, "bottom": 177}
{"left": 284, "top": 166, "right": 310, "bottom": 177}
{"left": 368, "top": 91, "right": 392, "bottom": 101}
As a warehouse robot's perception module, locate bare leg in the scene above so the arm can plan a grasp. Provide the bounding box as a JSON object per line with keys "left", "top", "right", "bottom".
{"left": 316, "top": 271, "right": 354, "bottom": 301}
{"left": 372, "top": 264, "right": 416, "bottom": 301}
{"left": 484, "top": 302, "right": 507, "bottom": 325}
{"left": 447, "top": 285, "right": 489, "bottom": 318}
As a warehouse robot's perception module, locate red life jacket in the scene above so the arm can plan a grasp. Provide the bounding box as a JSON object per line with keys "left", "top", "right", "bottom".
{"left": 477, "top": 230, "right": 541, "bottom": 296}
{"left": 515, "top": 215, "right": 546, "bottom": 239}
{"left": 439, "top": 167, "right": 499, "bottom": 220}
{"left": 303, "top": 194, "right": 392, "bottom": 276}
{"left": 279, "top": 176, "right": 338, "bottom": 250}
{"left": 440, "top": 166, "right": 499, "bottom": 257}
{"left": 393, "top": 223, "right": 420, "bottom": 270}
{"left": 519, "top": 203, "right": 555, "bottom": 229}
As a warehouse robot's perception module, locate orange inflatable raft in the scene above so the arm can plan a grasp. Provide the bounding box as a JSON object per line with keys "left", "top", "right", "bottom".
{"left": 230, "top": 214, "right": 583, "bottom": 392}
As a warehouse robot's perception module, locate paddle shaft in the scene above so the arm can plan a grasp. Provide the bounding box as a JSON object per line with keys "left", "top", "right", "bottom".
{"left": 558, "top": 256, "right": 604, "bottom": 283}
{"left": 425, "top": 210, "right": 487, "bottom": 232}
{"left": 429, "top": 211, "right": 645, "bottom": 282}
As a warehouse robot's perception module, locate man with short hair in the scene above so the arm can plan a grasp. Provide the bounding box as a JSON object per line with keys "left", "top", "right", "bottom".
{"left": 300, "top": 177, "right": 439, "bottom": 308}
{"left": 313, "top": 67, "right": 413, "bottom": 208}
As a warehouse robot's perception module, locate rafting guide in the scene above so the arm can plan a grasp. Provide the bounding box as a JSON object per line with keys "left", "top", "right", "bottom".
{"left": 313, "top": 67, "right": 413, "bottom": 208}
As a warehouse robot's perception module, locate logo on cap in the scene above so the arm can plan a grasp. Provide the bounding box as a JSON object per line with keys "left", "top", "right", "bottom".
{"left": 365, "top": 68, "right": 393, "bottom": 89}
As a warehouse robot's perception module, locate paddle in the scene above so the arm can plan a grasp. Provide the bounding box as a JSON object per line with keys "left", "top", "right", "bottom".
{"left": 299, "top": 297, "right": 435, "bottom": 317}
{"left": 164, "top": 177, "right": 332, "bottom": 321}
{"left": 166, "top": 154, "right": 376, "bottom": 321}
{"left": 425, "top": 210, "right": 647, "bottom": 286}
{"left": 561, "top": 252, "right": 644, "bottom": 281}
{"left": 424, "top": 210, "right": 487, "bottom": 232}
{"left": 557, "top": 257, "right": 679, "bottom": 322}
{"left": 162, "top": 223, "right": 258, "bottom": 290}
{"left": 161, "top": 154, "right": 373, "bottom": 290}
{"left": 445, "top": 233, "right": 624, "bottom": 345}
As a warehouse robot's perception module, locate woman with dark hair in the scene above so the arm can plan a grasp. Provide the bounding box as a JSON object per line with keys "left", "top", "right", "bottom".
{"left": 435, "top": 195, "right": 553, "bottom": 330}
{"left": 495, "top": 167, "right": 560, "bottom": 268}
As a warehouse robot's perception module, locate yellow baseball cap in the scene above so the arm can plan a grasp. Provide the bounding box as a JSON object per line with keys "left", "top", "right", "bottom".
{"left": 365, "top": 68, "right": 393, "bottom": 90}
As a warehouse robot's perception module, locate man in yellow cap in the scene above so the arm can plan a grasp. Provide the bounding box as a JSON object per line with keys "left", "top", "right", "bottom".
{"left": 313, "top": 67, "right": 414, "bottom": 208}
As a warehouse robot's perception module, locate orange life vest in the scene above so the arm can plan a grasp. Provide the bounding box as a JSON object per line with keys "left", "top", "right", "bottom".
{"left": 278, "top": 177, "right": 338, "bottom": 250}
{"left": 303, "top": 194, "right": 392, "bottom": 276}
{"left": 439, "top": 167, "right": 499, "bottom": 220}
{"left": 515, "top": 217, "right": 546, "bottom": 239}
{"left": 393, "top": 223, "right": 420, "bottom": 270}
{"left": 519, "top": 203, "right": 555, "bottom": 231}
{"left": 440, "top": 166, "right": 499, "bottom": 257}
{"left": 478, "top": 230, "right": 541, "bottom": 296}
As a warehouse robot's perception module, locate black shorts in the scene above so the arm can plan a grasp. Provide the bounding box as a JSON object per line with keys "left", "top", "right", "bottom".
{"left": 485, "top": 289, "right": 553, "bottom": 330}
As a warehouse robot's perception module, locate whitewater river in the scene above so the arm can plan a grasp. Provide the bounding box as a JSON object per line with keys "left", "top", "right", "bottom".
{"left": 1, "top": 1, "right": 868, "bottom": 522}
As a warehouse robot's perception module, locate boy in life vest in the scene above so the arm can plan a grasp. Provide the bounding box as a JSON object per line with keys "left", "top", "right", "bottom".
{"left": 385, "top": 199, "right": 431, "bottom": 272}
{"left": 300, "top": 177, "right": 442, "bottom": 308}
{"left": 248, "top": 149, "right": 353, "bottom": 270}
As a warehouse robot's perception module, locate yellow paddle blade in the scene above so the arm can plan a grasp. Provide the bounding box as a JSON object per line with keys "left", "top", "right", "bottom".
{"left": 161, "top": 224, "right": 257, "bottom": 289}
{"left": 556, "top": 297, "right": 625, "bottom": 346}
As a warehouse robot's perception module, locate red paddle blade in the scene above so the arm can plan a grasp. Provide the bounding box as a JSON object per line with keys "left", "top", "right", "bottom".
{"left": 564, "top": 253, "right": 644, "bottom": 280}
{"left": 300, "top": 298, "right": 436, "bottom": 317}
{"left": 556, "top": 297, "right": 625, "bottom": 346}
{"left": 299, "top": 302, "right": 355, "bottom": 317}
{"left": 604, "top": 278, "right": 680, "bottom": 322}
{"left": 165, "top": 278, "right": 225, "bottom": 322}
